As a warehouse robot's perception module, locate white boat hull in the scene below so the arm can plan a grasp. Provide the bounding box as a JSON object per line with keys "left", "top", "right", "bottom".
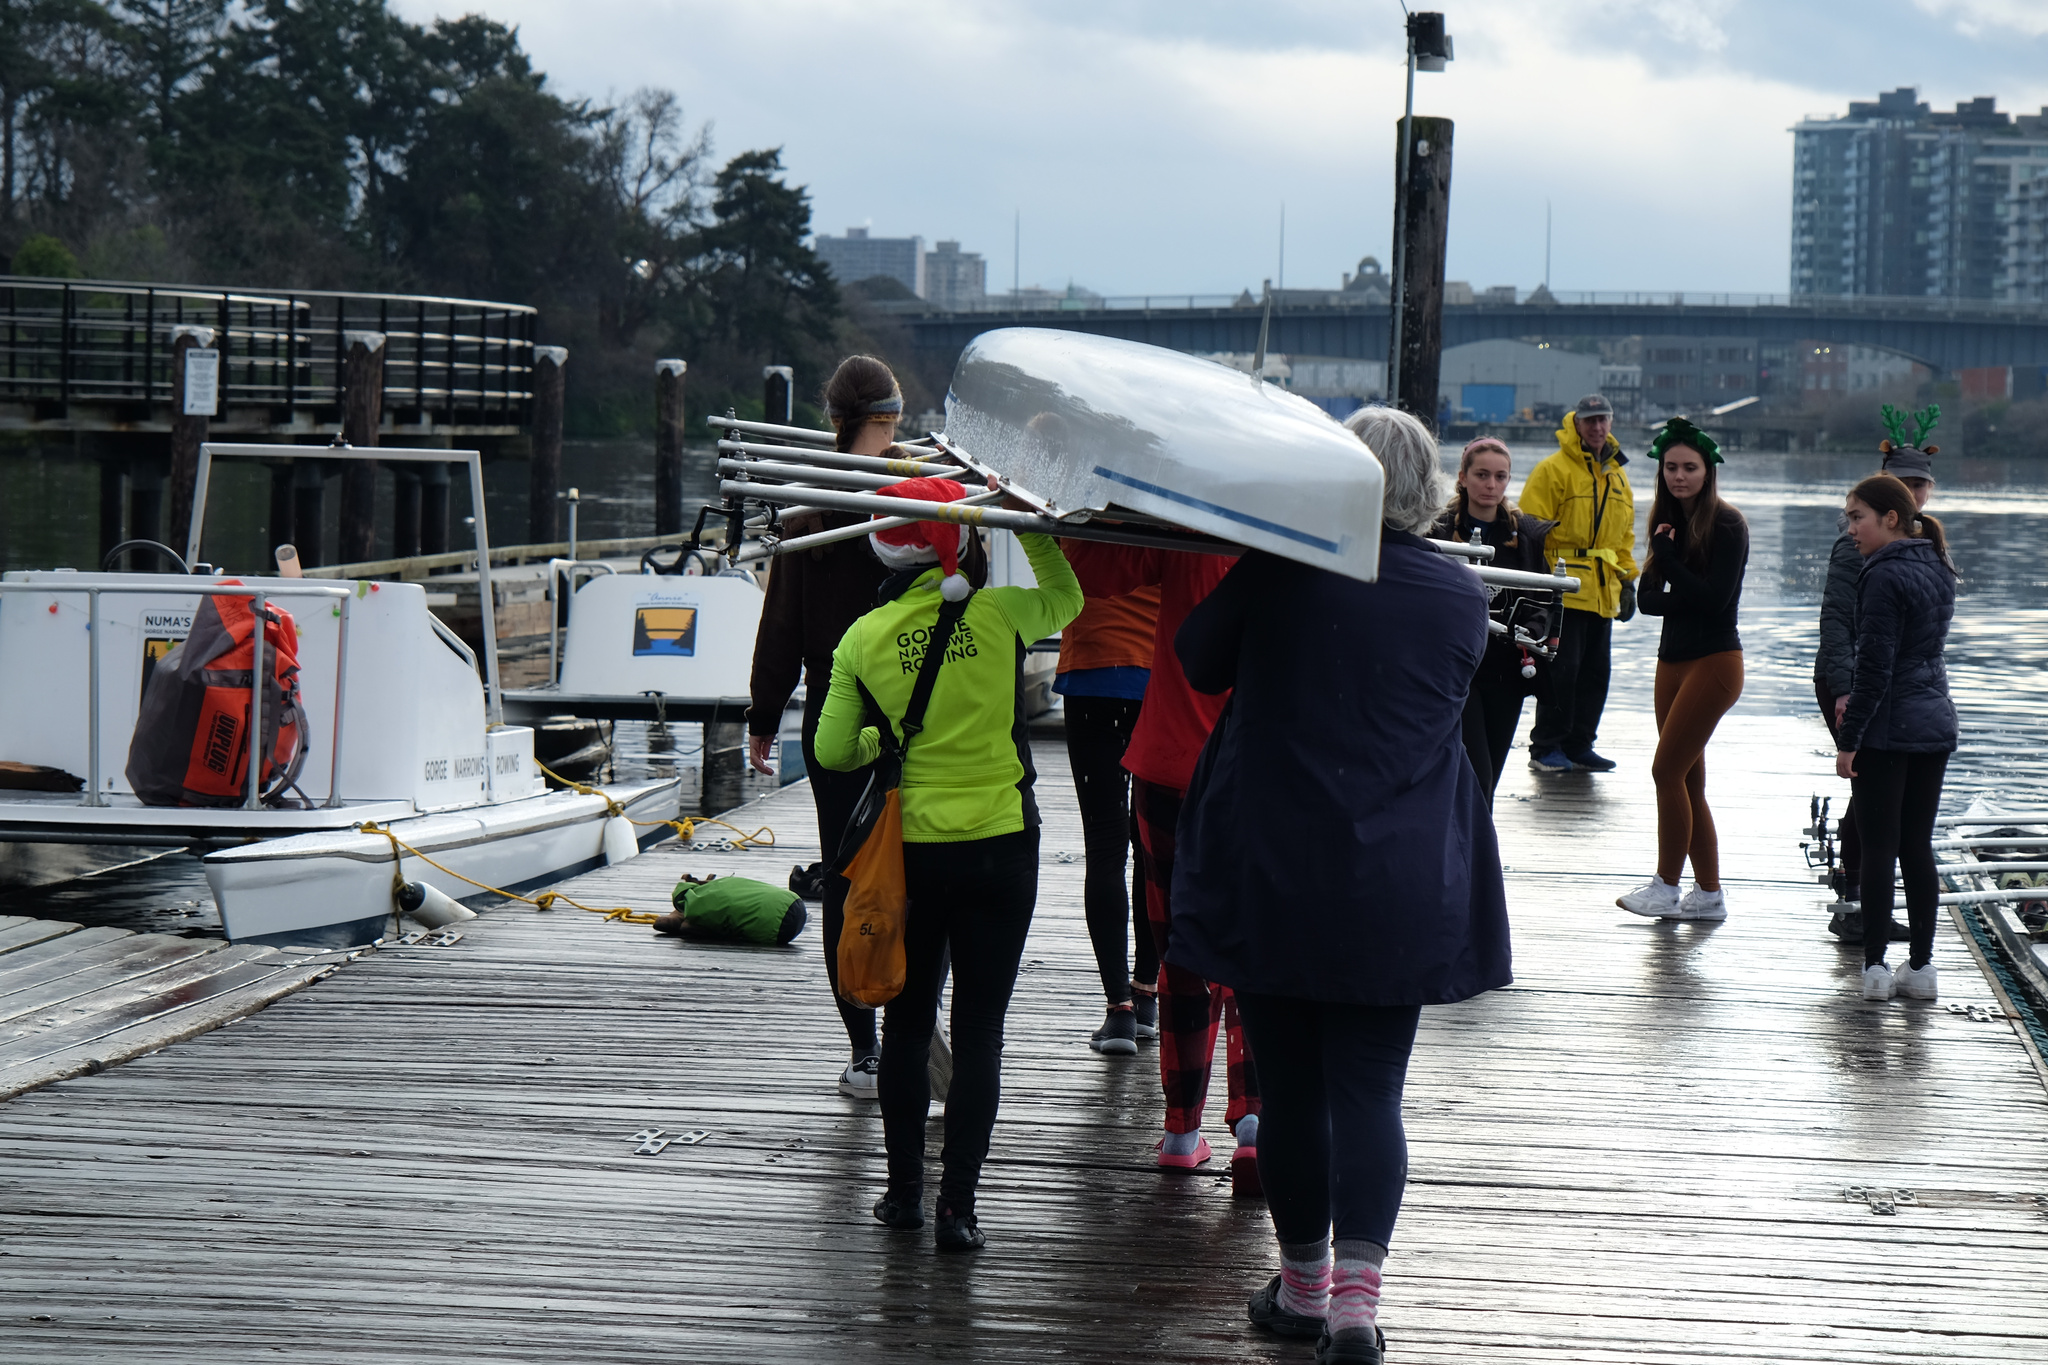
{"left": 202, "top": 779, "right": 682, "bottom": 948}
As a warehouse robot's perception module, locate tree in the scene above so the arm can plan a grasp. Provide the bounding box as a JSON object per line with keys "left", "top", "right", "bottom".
{"left": 684, "top": 148, "right": 839, "bottom": 384}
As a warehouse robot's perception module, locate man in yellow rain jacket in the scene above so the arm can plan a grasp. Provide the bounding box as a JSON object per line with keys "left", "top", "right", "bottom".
{"left": 1517, "top": 394, "right": 1637, "bottom": 774}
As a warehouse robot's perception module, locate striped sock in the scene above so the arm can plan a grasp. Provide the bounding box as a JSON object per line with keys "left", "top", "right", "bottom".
{"left": 1328, "top": 1248, "right": 1384, "bottom": 1340}
{"left": 1277, "top": 1239, "right": 1330, "bottom": 1319}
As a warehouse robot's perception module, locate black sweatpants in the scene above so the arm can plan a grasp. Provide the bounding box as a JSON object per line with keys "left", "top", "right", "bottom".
{"left": 1528, "top": 608, "right": 1611, "bottom": 757}
{"left": 1062, "top": 695, "right": 1158, "bottom": 1002}
{"left": 1814, "top": 676, "right": 1864, "bottom": 897}
{"left": 1235, "top": 994, "right": 1420, "bottom": 1249}
{"left": 1460, "top": 670, "right": 1528, "bottom": 807}
{"left": 880, "top": 827, "right": 1039, "bottom": 1212}
{"left": 803, "top": 704, "right": 878, "bottom": 1058}
{"left": 1852, "top": 748, "right": 1949, "bottom": 969}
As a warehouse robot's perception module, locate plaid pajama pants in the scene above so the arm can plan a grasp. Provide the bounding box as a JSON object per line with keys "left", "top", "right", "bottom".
{"left": 1132, "top": 776, "right": 1260, "bottom": 1134}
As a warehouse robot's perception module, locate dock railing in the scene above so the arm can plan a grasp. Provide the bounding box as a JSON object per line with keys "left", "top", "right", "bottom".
{"left": 0, "top": 275, "right": 537, "bottom": 428}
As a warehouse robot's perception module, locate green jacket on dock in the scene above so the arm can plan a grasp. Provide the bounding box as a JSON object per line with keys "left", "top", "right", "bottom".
{"left": 813, "top": 532, "right": 1084, "bottom": 843}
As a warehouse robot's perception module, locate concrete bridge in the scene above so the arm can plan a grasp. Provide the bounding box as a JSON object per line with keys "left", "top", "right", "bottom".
{"left": 901, "top": 292, "right": 2048, "bottom": 378}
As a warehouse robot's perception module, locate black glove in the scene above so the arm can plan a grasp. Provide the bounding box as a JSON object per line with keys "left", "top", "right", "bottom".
{"left": 1617, "top": 578, "right": 1637, "bottom": 623}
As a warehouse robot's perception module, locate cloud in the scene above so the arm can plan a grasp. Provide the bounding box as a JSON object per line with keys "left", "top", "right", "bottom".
{"left": 1913, "top": 0, "right": 2048, "bottom": 38}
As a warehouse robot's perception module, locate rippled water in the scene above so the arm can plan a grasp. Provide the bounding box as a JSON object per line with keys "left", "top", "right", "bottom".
{"left": 5, "top": 450, "right": 2044, "bottom": 936}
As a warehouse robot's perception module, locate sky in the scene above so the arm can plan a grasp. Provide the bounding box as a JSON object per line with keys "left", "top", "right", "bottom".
{"left": 391, "top": 0, "right": 2048, "bottom": 299}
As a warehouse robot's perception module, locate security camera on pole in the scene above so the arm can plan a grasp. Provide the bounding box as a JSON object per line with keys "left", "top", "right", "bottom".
{"left": 1386, "top": 10, "right": 1454, "bottom": 428}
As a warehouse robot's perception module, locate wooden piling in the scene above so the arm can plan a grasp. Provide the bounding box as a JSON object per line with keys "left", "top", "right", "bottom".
{"left": 126, "top": 460, "right": 164, "bottom": 561}
{"left": 655, "top": 359, "right": 687, "bottom": 536}
{"left": 339, "top": 331, "right": 385, "bottom": 564}
{"left": 763, "top": 365, "right": 793, "bottom": 426}
{"left": 167, "top": 326, "right": 216, "bottom": 555}
{"left": 1389, "top": 114, "right": 1454, "bottom": 428}
{"left": 529, "top": 346, "right": 567, "bottom": 545}
{"left": 419, "top": 461, "right": 450, "bottom": 556}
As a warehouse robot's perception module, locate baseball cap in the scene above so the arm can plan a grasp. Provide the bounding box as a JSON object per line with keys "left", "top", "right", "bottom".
{"left": 1574, "top": 394, "right": 1613, "bottom": 418}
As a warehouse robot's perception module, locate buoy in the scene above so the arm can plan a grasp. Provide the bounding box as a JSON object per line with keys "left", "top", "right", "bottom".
{"left": 396, "top": 880, "right": 478, "bottom": 928}
{"left": 602, "top": 812, "right": 639, "bottom": 865}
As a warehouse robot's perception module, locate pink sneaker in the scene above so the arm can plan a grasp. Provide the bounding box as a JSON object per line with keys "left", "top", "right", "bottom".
{"left": 1155, "top": 1135, "right": 1213, "bottom": 1170}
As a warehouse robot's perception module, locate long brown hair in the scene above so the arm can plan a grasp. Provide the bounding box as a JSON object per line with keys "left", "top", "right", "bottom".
{"left": 1849, "top": 473, "right": 1957, "bottom": 576}
{"left": 1647, "top": 442, "right": 1734, "bottom": 574}
{"left": 1449, "top": 437, "right": 1516, "bottom": 521}
{"left": 822, "top": 354, "right": 902, "bottom": 453}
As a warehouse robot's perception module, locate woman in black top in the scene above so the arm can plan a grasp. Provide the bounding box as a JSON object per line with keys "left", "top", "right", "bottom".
{"left": 1616, "top": 419, "right": 1749, "bottom": 922}
{"left": 1428, "top": 438, "right": 1558, "bottom": 805}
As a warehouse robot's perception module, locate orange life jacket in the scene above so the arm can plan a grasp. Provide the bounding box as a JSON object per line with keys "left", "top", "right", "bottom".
{"left": 126, "top": 586, "right": 309, "bottom": 807}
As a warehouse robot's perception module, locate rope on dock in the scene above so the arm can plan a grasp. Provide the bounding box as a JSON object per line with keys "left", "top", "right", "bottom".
{"left": 352, "top": 764, "right": 776, "bottom": 930}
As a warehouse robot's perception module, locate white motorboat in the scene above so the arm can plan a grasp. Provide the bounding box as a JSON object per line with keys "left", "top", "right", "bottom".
{"left": 0, "top": 442, "right": 679, "bottom": 948}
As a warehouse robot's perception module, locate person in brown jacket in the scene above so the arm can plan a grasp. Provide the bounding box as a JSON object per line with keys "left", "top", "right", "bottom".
{"left": 745, "top": 354, "right": 985, "bottom": 1099}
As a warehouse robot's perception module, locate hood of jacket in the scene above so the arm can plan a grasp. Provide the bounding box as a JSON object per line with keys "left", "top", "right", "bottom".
{"left": 1555, "top": 410, "right": 1628, "bottom": 467}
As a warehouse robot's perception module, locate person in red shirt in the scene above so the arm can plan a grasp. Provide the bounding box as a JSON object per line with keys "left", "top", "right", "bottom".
{"left": 1063, "top": 539, "right": 1262, "bottom": 1194}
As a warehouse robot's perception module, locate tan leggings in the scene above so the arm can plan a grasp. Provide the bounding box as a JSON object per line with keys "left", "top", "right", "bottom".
{"left": 1651, "top": 652, "right": 1744, "bottom": 889}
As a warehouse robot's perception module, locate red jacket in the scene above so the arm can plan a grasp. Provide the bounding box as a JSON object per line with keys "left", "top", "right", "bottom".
{"left": 1062, "top": 541, "right": 1235, "bottom": 792}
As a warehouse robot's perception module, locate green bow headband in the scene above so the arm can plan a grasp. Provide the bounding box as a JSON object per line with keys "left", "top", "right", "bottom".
{"left": 1648, "top": 416, "right": 1722, "bottom": 466}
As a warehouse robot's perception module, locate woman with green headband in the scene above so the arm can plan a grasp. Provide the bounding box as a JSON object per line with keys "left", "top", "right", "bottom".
{"left": 1617, "top": 418, "right": 1750, "bottom": 922}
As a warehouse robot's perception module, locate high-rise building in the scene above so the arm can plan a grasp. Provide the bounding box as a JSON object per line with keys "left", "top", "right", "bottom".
{"left": 2004, "top": 161, "right": 2048, "bottom": 302}
{"left": 1792, "top": 89, "right": 2048, "bottom": 300}
{"left": 924, "top": 240, "right": 985, "bottom": 311}
{"left": 813, "top": 227, "right": 925, "bottom": 297}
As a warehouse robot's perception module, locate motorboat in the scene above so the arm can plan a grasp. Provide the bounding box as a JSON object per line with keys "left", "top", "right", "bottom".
{"left": 0, "top": 442, "right": 679, "bottom": 949}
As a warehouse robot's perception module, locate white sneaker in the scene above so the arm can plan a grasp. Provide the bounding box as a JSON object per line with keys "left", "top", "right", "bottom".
{"left": 1861, "top": 964, "right": 1896, "bottom": 1001}
{"left": 1675, "top": 887, "right": 1728, "bottom": 920}
{"left": 837, "top": 1054, "right": 880, "bottom": 1099}
{"left": 1616, "top": 878, "right": 1682, "bottom": 917}
{"left": 1895, "top": 961, "right": 1939, "bottom": 1000}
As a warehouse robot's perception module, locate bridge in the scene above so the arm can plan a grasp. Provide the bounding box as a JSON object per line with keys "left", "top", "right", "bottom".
{"left": 899, "top": 291, "right": 2048, "bottom": 379}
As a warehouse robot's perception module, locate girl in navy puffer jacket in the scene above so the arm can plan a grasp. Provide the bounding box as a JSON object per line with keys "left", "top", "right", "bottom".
{"left": 1835, "top": 475, "right": 1959, "bottom": 1003}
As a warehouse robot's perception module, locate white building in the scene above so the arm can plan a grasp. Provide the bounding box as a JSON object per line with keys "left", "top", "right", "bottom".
{"left": 814, "top": 227, "right": 925, "bottom": 297}
{"left": 924, "top": 240, "right": 985, "bottom": 311}
{"left": 1438, "top": 339, "right": 1601, "bottom": 420}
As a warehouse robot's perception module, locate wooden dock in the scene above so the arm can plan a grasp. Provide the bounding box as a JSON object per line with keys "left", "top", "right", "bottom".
{"left": 2, "top": 708, "right": 2046, "bottom": 1361}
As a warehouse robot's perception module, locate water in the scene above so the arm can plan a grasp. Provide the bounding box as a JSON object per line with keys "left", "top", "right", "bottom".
{"left": 3, "top": 447, "right": 2044, "bottom": 936}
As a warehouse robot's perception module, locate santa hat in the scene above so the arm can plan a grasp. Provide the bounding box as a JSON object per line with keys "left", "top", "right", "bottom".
{"left": 870, "top": 476, "right": 974, "bottom": 601}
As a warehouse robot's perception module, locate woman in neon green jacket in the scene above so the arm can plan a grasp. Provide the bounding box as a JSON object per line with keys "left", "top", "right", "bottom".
{"left": 815, "top": 476, "right": 1083, "bottom": 1252}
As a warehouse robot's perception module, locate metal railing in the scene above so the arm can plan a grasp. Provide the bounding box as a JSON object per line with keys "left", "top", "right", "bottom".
{"left": 0, "top": 275, "right": 538, "bottom": 426}
{"left": 0, "top": 580, "right": 354, "bottom": 810}
{"left": 869, "top": 289, "right": 2048, "bottom": 320}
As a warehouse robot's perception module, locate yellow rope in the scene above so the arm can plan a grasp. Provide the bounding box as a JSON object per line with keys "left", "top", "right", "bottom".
{"left": 531, "top": 758, "right": 776, "bottom": 851}
{"left": 354, "top": 761, "right": 777, "bottom": 931}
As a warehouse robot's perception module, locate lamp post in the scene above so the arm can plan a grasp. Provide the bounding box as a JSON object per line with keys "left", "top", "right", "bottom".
{"left": 1386, "top": 10, "right": 1453, "bottom": 408}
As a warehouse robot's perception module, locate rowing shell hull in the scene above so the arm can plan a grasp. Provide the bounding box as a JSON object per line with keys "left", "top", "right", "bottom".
{"left": 945, "top": 328, "right": 1385, "bottom": 581}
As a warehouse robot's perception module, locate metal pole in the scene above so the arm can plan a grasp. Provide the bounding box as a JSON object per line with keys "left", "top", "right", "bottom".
{"left": 185, "top": 445, "right": 215, "bottom": 566}
{"left": 325, "top": 586, "right": 351, "bottom": 808}
{"left": 84, "top": 589, "right": 102, "bottom": 807}
{"left": 468, "top": 454, "right": 503, "bottom": 726}
{"left": 1388, "top": 39, "right": 1416, "bottom": 404}
{"left": 246, "top": 592, "right": 267, "bottom": 811}
{"left": 567, "top": 487, "right": 579, "bottom": 561}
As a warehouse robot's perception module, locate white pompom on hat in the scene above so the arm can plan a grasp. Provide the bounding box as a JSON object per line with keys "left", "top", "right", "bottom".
{"left": 869, "top": 476, "right": 974, "bottom": 601}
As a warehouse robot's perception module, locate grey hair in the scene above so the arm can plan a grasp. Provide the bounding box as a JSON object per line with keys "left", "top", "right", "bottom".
{"left": 1343, "top": 405, "right": 1447, "bottom": 535}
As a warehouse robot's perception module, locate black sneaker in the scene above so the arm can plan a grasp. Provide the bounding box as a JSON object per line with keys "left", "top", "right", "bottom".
{"left": 934, "top": 1203, "right": 984, "bottom": 1252}
{"left": 1090, "top": 1004, "right": 1138, "bottom": 1055}
{"left": 872, "top": 1188, "right": 924, "bottom": 1230}
{"left": 788, "top": 863, "right": 828, "bottom": 901}
{"left": 1567, "top": 749, "right": 1618, "bottom": 772}
{"left": 1130, "top": 985, "right": 1159, "bottom": 1040}
{"left": 1247, "top": 1274, "right": 1324, "bottom": 1339}
{"left": 1315, "top": 1326, "right": 1386, "bottom": 1364}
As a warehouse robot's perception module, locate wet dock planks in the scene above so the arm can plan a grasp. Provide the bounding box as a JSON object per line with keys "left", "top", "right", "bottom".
{"left": 1, "top": 705, "right": 2046, "bottom": 1363}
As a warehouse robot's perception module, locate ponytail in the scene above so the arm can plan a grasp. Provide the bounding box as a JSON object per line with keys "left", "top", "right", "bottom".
{"left": 1848, "top": 474, "right": 1959, "bottom": 578}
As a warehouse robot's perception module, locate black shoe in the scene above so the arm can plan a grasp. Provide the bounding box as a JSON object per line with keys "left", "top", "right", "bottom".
{"left": 1090, "top": 1004, "right": 1138, "bottom": 1055}
{"left": 934, "top": 1204, "right": 984, "bottom": 1252}
{"left": 872, "top": 1188, "right": 924, "bottom": 1230}
{"left": 1827, "top": 908, "right": 1862, "bottom": 941}
{"left": 1567, "top": 749, "right": 1617, "bottom": 772}
{"left": 1315, "top": 1327, "right": 1386, "bottom": 1364}
{"left": 1247, "top": 1274, "right": 1324, "bottom": 1339}
{"left": 1130, "top": 984, "right": 1158, "bottom": 1040}
{"left": 789, "top": 862, "right": 829, "bottom": 902}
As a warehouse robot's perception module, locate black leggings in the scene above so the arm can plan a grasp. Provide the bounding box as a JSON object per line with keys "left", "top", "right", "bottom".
{"left": 1062, "top": 695, "right": 1158, "bottom": 1002}
{"left": 803, "top": 708, "right": 878, "bottom": 1057}
{"left": 880, "top": 827, "right": 1039, "bottom": 1212}
{"left": 1460, "top": 669, "right": 1527, "bottom": 807}
{"left": 1529, "top": 608, "right": 1611, "bottom": 756}
{"left": 1852, "top": 748, "right": 1949, "bottom": 969}
{"left": 1235, "top": 993, "right": 1420, "bottom": 1249}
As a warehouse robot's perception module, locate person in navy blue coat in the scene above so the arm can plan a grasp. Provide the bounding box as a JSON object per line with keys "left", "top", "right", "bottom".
{"left": 1835, "top": 473, "right": 1960, "bottom": 1005}
{"left": 1170, "top": 406, "right": 1511, "bottom": 1365}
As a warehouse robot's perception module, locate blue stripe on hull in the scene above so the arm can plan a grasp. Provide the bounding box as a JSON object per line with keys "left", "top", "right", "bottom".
{"left": 1090, "top": 466, "right": 1342, "bottom": 553}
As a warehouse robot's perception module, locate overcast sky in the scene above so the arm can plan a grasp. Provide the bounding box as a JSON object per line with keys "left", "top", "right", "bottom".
{"left": 393, "top": 0, "right": 2048, "bottom": 298}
